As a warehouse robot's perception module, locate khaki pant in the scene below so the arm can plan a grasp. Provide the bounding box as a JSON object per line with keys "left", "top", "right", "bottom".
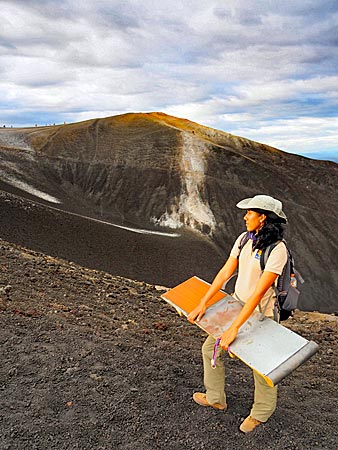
{"left": 202, "top": 334, "right": 277, "bottom": 422}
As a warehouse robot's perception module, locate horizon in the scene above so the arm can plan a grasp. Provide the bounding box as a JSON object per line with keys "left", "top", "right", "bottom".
{"left": 0, "top": 0, "right": 337, "bottom": 161}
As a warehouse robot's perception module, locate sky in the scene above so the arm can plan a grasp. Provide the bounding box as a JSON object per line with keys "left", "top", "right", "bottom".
{"left": 0, "top": 0, "right": 337, "bottom": 161}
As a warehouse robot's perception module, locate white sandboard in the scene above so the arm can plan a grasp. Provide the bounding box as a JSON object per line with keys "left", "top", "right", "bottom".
{"left": 161, "top": 276, "right": 319, "bottom": 386}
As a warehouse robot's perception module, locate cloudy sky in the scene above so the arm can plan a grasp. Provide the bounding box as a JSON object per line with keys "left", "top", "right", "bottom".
{"left": 1, "top": 0, "right": 337, "bottom": 160}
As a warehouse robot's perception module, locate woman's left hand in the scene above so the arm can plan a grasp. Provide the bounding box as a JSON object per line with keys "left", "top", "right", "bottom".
{"left": 220, "top": 326, "right": 238, "bottom": 351}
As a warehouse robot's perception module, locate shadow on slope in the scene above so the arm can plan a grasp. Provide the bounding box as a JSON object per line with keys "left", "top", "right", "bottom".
{"left": 0, "top": 191, "right": 224, "bottom": 288}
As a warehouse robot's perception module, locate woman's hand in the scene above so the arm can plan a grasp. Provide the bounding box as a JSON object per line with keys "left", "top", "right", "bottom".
{"left": 220, "top": 325, "right": 239, "bottom": 351}
{"left": 187, "top": 302, "right": 207, "bottom": 323}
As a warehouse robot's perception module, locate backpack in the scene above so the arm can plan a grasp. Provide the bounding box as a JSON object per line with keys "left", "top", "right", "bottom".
{"left": 237, "top": 232, "right": 304, "bottom": 321}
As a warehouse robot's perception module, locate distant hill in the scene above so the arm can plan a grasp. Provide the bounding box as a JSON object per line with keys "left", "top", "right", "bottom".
{"left": 0, "top": 112, "right": 337, "bottom": 313}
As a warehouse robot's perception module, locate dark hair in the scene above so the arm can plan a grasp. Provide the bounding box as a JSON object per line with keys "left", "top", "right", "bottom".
{"left": 251, "top": 209, "right": 286, "bottom": 250}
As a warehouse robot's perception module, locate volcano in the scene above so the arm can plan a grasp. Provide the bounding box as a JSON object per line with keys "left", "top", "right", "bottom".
{"left": 0, "top": 112, "right": 337, "bottom": 313}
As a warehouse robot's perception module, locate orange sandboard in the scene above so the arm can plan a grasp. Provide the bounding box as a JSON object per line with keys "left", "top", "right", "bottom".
{"left": 161, "top": 276, "right": 319, "bottom": 386}
{"left": 162, "top": 276, "right": 226, "bottom": 315}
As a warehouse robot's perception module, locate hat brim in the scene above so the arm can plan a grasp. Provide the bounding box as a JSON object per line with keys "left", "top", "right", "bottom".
{"left": 236, "top": 198, "right": 253, "bottom": 209}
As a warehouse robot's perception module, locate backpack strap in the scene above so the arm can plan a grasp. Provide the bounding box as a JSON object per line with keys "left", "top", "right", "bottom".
{"left": 259, "top": 241, "right": 280, "bottom": 271}
{"left": 258, "top": 240, "right": 282, "bottom": 320}
{"left": 223, "top": 232, "right": 250, "bottom": 291}
{"left": 238, "top": 231, "right": 250, "bottom": 257}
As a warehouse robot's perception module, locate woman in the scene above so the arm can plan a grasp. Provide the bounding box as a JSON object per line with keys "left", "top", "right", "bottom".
{"left": 188, "top": 194, "right": 288, "bottom": 433}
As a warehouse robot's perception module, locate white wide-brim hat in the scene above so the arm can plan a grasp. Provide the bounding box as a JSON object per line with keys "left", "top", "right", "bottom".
{"left": 236, "top": 195, "right": 287, "bottom": 222}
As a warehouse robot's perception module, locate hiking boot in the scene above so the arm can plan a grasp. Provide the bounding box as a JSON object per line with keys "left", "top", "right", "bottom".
{"left": 192, "top": 392, "right": 227, "bottom": 411}
{"left": 239, "top": 416, "right": 262, "bottom": 433}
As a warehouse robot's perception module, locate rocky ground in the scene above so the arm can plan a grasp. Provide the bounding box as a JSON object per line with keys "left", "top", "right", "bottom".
{"left": 1, "top": 237, "right": 337, "bottom": 450}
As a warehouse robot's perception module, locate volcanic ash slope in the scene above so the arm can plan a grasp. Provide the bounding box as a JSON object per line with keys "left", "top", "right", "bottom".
{"left": 0, "top": 112, "right": 337, "bottom": 313}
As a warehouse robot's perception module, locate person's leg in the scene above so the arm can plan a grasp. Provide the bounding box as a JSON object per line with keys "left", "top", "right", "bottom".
{"left": 250, "top": 371, "right": 278, "bottom": 422}
{"left": 201, "top": 335, "right": 227, "bottom": 406}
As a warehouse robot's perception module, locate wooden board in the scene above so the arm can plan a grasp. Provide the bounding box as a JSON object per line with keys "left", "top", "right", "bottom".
{"left": 161, "top": 276, "right": 319, "bottom": 386}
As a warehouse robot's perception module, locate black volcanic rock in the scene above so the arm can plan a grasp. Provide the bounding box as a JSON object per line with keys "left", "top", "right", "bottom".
{"left": 0, "top": 112, "right": 337, "bottom": 312}
{"left": 1, "top": 237, "right": 337, "bottom": 449}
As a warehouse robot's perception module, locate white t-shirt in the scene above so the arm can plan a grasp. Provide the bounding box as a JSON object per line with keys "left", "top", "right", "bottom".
{"left": 230, "top": 232, "right": 288, "bottom": 317}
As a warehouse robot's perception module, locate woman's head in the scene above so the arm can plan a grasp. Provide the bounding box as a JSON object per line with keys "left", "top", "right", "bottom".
{"left": 243, "top": 208, "right": 286, "bottom": 233}
{"left": 237, "top": 195, "right": 287, "bottom": 249}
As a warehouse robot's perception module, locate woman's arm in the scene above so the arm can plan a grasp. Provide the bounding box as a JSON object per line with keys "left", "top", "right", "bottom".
{"left": 187, "top": 256, "right": 238, "bottom": 323}
{"left": 220, "top": 270, "right": 278, "bottom": 350}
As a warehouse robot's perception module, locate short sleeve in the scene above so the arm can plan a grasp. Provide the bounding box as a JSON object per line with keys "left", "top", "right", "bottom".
{"left": 264, "top": 242, "right": 288, "bottom": 275}
{"left": 230, "top": 232, "right": 247, "bottom": 259}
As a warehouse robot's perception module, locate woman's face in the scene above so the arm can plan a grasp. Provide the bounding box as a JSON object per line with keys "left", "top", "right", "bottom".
{"left": 244, "top": 210, "right": 266, "bottom": 232}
